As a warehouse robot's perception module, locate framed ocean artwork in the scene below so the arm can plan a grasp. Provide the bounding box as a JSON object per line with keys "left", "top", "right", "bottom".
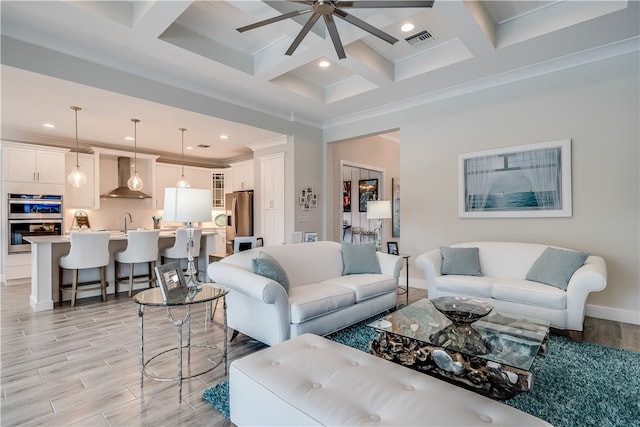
{"left": 458, "top": 139, "right": 572, "bottom": 218}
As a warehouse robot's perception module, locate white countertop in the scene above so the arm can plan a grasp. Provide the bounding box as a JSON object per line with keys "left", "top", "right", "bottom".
{"left": 25, "top": 229, "right": 217, "bottom": 244}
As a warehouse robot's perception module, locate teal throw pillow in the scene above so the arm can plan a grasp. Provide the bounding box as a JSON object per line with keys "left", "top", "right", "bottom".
{"left": 440, "top": 247, "right": 483, "bottom": 276}
{"left": 526, "top": 247, "right": 589, "bottom": 290}
{"left": 341, "top": 242, "right": 381, "bottom": 275}
{"left": 252, "top": 252, "right": 290, "bottom": 294}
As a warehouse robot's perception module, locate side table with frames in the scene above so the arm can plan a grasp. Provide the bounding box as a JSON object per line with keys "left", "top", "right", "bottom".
{"left": 133, "top": 285, "right": 229, "bottom": 403}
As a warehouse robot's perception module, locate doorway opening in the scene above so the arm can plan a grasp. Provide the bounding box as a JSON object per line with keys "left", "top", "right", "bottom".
{"left": 341, "top": 162, "right": 384, "bottom": 243}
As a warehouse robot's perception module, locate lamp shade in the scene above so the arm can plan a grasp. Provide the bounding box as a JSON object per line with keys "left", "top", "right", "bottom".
{"left": 367, "top": 200, "right": 392, "bottom": 220}
{"left": 163, "top": 187, "right": 212, "bottom": 223}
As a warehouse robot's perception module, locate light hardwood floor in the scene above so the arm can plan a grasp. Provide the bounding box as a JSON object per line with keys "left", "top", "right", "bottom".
{"left": 1, "top": 283, "right": 638, "bottom": 426}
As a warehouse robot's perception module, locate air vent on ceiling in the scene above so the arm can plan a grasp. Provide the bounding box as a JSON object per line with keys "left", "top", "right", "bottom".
{"left": 196, "top": 144, "right": 210, "bottom": 148}
{"left": 405, "top": 29, "right": 434, "bottom": 47}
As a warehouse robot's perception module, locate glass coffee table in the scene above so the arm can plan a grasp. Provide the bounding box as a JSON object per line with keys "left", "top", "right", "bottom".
{"left": 368, "top": 298, "right": 550, "bottom": 400}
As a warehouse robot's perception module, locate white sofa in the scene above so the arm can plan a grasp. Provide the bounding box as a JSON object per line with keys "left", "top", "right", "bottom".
{"left": 207, "top": 241, "right": 403, "bottom": 346}
{"left": 230, "top": 333, "right": 551, "bottom": 426}
{"left": 415, "top": 242, "right": 607, "bottom": 342}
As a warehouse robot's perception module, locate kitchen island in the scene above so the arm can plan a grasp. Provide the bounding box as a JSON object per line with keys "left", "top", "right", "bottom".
{"left": 25, "top": 230, "right": 218, "bottom": 311}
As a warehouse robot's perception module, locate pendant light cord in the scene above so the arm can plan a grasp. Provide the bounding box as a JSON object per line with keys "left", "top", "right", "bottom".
{"left": 71, "top": 106, "right": 81, "bottom": 167}
{"left": 131, "top": 118, "right": 139, "bottom": 173}
{"left": 180, "top": 128, "right": 186, "bottom": 176}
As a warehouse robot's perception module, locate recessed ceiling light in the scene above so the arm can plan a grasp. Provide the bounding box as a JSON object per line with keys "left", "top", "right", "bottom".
{"left": 43, "top": 123, "right": 55, "bottom": 128}
{"left": 125, "top": 136, "right": 134, "bottom": 141}
{"left": 220, "top": 134, "right": 229, "bottom": 140}
{"left": 401, "top": 23, "right": 415, "bottom": 33}
{"left": 319, "top": 60, "right": 330, "bottom": 68}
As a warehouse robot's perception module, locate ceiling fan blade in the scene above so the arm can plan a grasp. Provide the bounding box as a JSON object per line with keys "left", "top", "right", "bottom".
{"left": 285, "top": 11, "right": 322, "bottom": 56}
{"left": 333, "top": 8, "right": 398, "bottom": 44}
{"left": 237, "top": 8, "right": 313, "bottom": 33}
{"left": 336, "top": 1, "right": 435, "bottom": 8}
{"left": 324, "top": 14, "right": 346, "bottom": 59}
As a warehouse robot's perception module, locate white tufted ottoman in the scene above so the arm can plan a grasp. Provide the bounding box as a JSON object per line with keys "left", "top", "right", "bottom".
{"left": 229, "top": 333, "right": 551, "bottom": 426}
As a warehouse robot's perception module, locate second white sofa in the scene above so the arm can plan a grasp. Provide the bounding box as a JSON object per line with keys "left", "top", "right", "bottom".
{"left": 415, "top": 241, "right": 607, "bottom": 342}
{"left": 208, "top": 241, "right": 403, "bottom": 346}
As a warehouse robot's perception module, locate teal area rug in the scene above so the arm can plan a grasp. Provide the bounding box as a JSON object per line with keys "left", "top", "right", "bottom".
{"left": 203, "top": 315, "right": 640, "bottom": 427}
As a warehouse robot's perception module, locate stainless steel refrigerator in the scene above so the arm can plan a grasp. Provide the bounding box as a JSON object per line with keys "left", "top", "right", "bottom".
{"left": 225, "top": 190, "right": 254, "bottom": 253}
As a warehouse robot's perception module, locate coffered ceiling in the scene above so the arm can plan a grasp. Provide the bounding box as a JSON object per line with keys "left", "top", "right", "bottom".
{"left": 1, "top": 1, "right": 638, "bottom": 165}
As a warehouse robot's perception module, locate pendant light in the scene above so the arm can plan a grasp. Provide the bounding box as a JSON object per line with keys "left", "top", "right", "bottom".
{"left": 176, "top": 127, "right": 190, "bottom": 188}
{"left": 67, "top": 106, "right": 87, "bottom": 187}
{"left": 127, "top": 118, "right": 144, "bottom": 191}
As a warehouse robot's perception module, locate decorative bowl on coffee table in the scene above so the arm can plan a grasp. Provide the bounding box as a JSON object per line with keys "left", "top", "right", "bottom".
{"left": 431, "top": 296, "right": 493, "bottom": 326}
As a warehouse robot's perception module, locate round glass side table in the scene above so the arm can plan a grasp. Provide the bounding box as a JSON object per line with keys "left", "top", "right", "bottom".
{"left": 134, "top": 285, "right": 229, "bottom": 402}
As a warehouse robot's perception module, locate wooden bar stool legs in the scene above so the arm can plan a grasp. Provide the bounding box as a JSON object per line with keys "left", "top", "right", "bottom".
{"left": 115, "top": 260, "right": 157, "bottom": 297}
{"left": 59, "top": 265, "right": 108, "bottom": 307}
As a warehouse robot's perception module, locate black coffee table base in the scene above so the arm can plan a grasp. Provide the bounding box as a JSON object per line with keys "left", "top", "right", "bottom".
{"left": 370, "top": 331, "right": 540, "bottom": 400}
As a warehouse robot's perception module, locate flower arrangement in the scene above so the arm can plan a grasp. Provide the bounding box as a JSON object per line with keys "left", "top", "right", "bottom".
{"left": 152, "top": 216, "right": 161, "bottom": 229}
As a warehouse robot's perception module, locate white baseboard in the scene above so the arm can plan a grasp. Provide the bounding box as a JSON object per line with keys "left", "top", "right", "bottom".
{"left": 586, "top": 304, "right": 640, "bottom": 326}
{"left": 408, "top": 279, "right": 640, "bottom": 325}
{"left": 30, "top": 295, "right": 53, "bottom": 312}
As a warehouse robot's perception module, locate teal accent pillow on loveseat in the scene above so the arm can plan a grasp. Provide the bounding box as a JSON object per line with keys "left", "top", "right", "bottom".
{"left": 526, "top": 247, "right": 589, "bottom": 290}
{"left": 440, "top": 246, "right": 483, "bottom": 276}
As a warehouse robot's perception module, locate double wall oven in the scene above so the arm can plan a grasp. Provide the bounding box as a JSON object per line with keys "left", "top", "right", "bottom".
{"left": 8, "top": 194, "right": 63, "bottom": 253}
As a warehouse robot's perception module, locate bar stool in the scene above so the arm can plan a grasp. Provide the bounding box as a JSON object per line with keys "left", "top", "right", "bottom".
{"left": 113, "top": 230, "right": 160, "bottom": 297}
{"left": 160, "top": 228, "right": 203, "bottom": 279}
{"left": 59, "top": 231, "right": 110, "bottom": 307}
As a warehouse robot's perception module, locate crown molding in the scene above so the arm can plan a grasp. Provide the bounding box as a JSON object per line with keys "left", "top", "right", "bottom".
{"left": 322, "top": 37, "right": 640, "bottom": 136}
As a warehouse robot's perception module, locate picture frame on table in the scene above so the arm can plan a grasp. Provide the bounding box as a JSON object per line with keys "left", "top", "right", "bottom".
{"left": 304, "top": 232, "right": 318, "bottom": 243}
{"left": 155, "top": 261, "right": 187, "bottom": 302}
{"left": 387, "top": 241, "right": 399, "bottom": 255}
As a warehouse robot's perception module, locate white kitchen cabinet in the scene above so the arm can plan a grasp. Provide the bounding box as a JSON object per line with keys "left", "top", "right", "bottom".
{"left": 230, "top": 160, "right": 253, "bottom": 191}
{"left": 65, "top": 152, "right": 97, "bottom": 208}
{"left": 154, "top": 162, "right": 213, "bottom": 209}
{"left": 214, "top": 231, "right": 226, "bottom": 255}
{"left": 184, "top": 166, "right": 212, "bottom": 190}
{"left": 155, "top": 163, "right": 179, "bottom": 209}
{"left": 4, "top": 253, "right": 31, "bottom": 284}
{"left": 3, "top": 142, "right": 67, "bottom": 184}
{"left": 259, "top": 153, "right": 285, "bottom": 246}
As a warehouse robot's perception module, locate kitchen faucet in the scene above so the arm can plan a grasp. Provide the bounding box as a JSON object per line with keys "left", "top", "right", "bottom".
{"left": 123, "top": 212, "right": 132, "bottom": 234}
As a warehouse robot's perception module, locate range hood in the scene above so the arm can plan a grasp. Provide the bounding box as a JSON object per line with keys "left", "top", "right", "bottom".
{"left": 100, "top": 157, "right": 151, "bottom": 199}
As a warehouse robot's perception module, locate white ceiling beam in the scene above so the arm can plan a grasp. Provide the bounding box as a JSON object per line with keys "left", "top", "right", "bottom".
{"left": 342, "top": 40, "right": 394, "bottom": 86}
{"left": 433, "top": 0, "right": 496, "bottom": 57}
{"left": 132, "top": 1, "right": 193, "bottom": 39}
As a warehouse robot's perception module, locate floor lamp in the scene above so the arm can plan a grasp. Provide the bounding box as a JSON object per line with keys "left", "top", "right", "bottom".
{"left": 163, "top": 187, "right": 212, "bottom": 289}
{"left": 367, "top": 200, "right": 392, "bottom": 252}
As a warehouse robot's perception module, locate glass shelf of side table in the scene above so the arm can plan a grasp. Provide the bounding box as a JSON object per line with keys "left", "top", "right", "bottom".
{"left": 134, "top": 285, "right": 229, "bottom": 402}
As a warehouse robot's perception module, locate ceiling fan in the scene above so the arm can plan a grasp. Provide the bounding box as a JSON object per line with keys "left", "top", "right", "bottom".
{"left": 237, "top": 1, "right": 435, "bottom": 59}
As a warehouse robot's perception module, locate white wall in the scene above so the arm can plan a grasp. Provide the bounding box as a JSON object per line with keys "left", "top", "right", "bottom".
{"left": 325, "top": 52, "right": 640, "bottom": 324}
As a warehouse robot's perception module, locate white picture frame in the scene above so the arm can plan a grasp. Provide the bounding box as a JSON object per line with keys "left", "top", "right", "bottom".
{"left": 458, "top": 139, "right": 572, "bottom": 218}
{"left": 303, "top": 232, "right": 318, "bottom": 243}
